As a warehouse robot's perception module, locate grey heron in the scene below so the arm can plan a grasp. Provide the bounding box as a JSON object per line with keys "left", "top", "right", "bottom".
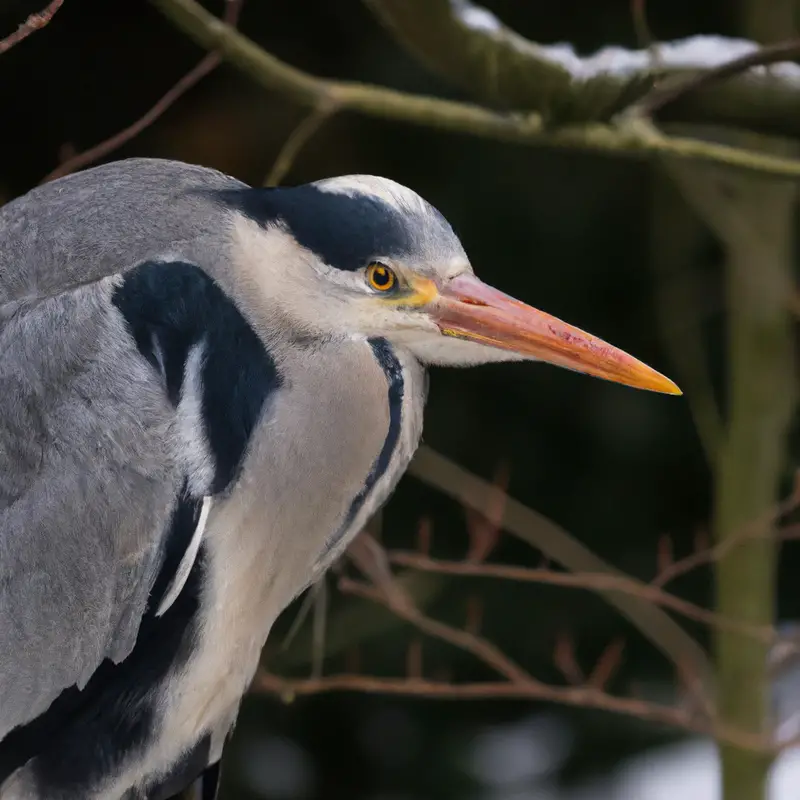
{"left": 0, "top": 158, "right": 680, "bottom": 800}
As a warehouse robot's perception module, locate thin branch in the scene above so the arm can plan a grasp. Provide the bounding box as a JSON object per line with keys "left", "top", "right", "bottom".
{"left": 652, "top": 504, "right": 800, "bottom": 589}
{"left": 0, "top": 0, "right": 63, "bottom": 56}
{"left": 340, "top": 577, "right": 533, "bottom": 685}
{"left": 637, "top": 38, "right": 800, "bottom": 116}
{"left": 407, "top": 445, "right": 715, "bottom": 700}
{"left": 589, "top": 637, "right": 626, "bottom": 690}
{"left": 255, "top": 670, "right": 678, "bottom": 719}
{"left": 253, "top": 526, "right": 800, "bottom": 754}
{"left": 264, "top": 570, "right": 445, "bottom": 673}
{"left": 630, "top": 0, "right": 657, "bottom": 55}
{"left": 346, "top": 533, "right": 413, "bottom": 612}
{"left": 149, "top": 0, "right": 800, "bottom": 180}
{"left": 265, "top": 101, "right": 340, "bottom": 187}
{"left": 254, "top": 543, "right": 774, "bottom": 752}
{"left": 336, "top": 568, "right": 722, "bottom": 741}
{"left": 387, "top": 552, "right": 774, "bottom": 642}
{"left": 254, "top": 671, "right": 711, "bottom": 735}
{"left": 255, "top": 671, "right": 784, "bottom": 753}
{"left": 40, "top": 0, "right": 243, "bottom": 184}
{"left": 340, "top": 543, "right": 782, "bottom": 750}
{"left": 554, "top": 632, "right": 585, "bottom": 685}
{"left": 464, "top": 461, "right": 509, "bottom": 563}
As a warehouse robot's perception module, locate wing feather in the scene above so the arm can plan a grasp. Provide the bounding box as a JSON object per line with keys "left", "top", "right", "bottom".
{"left": 0, "top": 157, "right": 244, "bottom": 307}
{"left": 156, "top": 495, "right": 211, "bottom": 618}
{"left": 0, "top": 276, "right": 185, "bottom": 737}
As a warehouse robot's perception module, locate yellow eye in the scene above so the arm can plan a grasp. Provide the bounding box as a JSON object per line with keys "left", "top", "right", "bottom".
{"left": 366, "top": 263, "right": 397, "bottom": 293}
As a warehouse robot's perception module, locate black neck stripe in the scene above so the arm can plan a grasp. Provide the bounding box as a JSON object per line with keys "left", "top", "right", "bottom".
{"left": 325, "top": 338, "right": 404, "bottom": 556}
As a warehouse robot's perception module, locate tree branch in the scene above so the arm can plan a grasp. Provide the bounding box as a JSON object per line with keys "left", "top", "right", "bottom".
{"left": 0, "top": 0, "right": 63, "bottom": 56}
{"left": 256, "top": 525, "right": 800, "bottom": 752}
{"left": 254, "top": 671, "right": 729, "bottom": 739}
{"left": 408, "top": 445, "right": 715, "bottom": 703}
{"left": 254, "top": 561, "right": 772, "bottom": 754}
{"left": 363, "top": 0, "right": 652, "bottom": 117}
{"left": 637, "top": 37, "right": 800, "bottom": 116}
{"left": 148, "top": 0, "right": 800, "bottom": 180}
{"left": 340, "top": 576, "right": 534, "bottom": 685}
{"left": 255, "top": 671, "right": 755, "bottom": 743}
{"left": 264, "top": 101, "right": 340, "bottom": 187}
{"left": 363, "top": 0, "right": 800, "bottom": 138}
{"left": 386, "top": 552, "right": 773, "bottom": 642}
{"left": 41, "top": 0, "right": 243, "bottom": 183}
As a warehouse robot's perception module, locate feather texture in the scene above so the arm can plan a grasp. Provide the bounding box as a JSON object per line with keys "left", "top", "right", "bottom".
{"left": 0, "top": 158, "right": 439, "bottom": 798}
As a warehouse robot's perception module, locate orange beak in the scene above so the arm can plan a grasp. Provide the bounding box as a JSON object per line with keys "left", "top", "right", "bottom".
{"left": 430, "top": 274, "right": 681, "bottom": 395}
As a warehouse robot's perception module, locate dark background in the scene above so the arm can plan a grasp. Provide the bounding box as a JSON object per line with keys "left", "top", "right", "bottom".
{"left": 1, "top": 1, "right": 791, "bottom": 798}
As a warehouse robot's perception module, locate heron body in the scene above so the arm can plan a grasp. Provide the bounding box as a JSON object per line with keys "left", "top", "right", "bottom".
{"left": 0, "top": 159, "right": 679, "bottom": 799}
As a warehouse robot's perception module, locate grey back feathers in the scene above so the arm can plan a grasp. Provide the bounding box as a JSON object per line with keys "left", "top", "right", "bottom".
{"left": 0, "top": 159, "right": 244, "bottom": 306}
{"left": 0, "top": 273, "right": 178, "bottom": 724}
{"left": 0, "top": 158, "right": 437, "bottom": 798}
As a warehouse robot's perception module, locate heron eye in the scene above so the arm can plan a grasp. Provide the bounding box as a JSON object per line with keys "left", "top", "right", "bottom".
{"left": 366, "top": 263, "right": 398, "bottom": 293}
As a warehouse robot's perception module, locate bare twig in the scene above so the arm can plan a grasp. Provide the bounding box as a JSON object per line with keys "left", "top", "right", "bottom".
{"left": 252, "top": 670, "right": 768, "bottom": 752}
{"left": 40, "top": 0, "right": 243, "bottom": 184}
{"left": 335, "top": 565, "right": 719, "bottom": 740}
{"left": 253, "top": 524, "right": 797, "bottom": 753}
{"left": 407, "top": 445, "right": 714, "bottom": 698}
{"left": 637, "top": 38, "right": 800, "bottom": 116}
{"left": 554, "top": 632, "right": 585, "bottom": 685}
{"left": 254, "top": 671, "right": 690, "bottom": 725}
{"left": 464, "top": 461, "right": 508, "bottom": 563}
{"left": 652, "top": 504, "right": 800, "bottom": 589}
{"left": 630, "top": 0, "right": 658, "bottom": 56}
{"left": 339, "top": 576, "right": 533, "bottom": 685}
{"left": 588, "top": 637, "right": 626, "bottom": 690}
{"left": 265, "top": 101, "right": 340, "bottom": 187}
{"left": 0, "top": 0, "right": 63, "bottom": 56}
{"left": 275, "top": 459, "right": 798, "bottom": 719}
{"left": 347, "top": 533, "right": 412, "bottom": 611}
{"left": 252, "top": 519, "right": 800, "bottom": 754}
{"left": 387, "top": 551, "right": 774, "bottom": 642}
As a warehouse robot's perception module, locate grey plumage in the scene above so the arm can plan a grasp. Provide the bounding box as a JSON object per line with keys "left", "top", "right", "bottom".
{"left": 0, "top": 161, "right": 245, "bottom": 729}
{"left": 0, "top": 159, "right": 447, "bottom": 799}
{"left": 0, "top": 157, "right": 679, "bottom": 799}
{"left": 0, "top": 159, "right": 241, "bottom": 304}
{"left": 0, "top": 273, "right": 175, "bottom": 725}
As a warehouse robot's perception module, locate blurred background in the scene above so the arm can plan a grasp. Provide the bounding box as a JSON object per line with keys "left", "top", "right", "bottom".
{"left": 2, "top": 1, "right": 799, "bottom": 798}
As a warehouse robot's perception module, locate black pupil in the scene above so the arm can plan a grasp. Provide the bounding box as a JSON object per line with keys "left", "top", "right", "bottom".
{"left": 373, "top": 268, "right": 391, "bottom": 287}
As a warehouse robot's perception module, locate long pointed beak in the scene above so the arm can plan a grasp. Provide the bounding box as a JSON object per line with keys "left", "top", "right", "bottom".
{"left": 431, "top": 274, "right": 681, "bottom": 395}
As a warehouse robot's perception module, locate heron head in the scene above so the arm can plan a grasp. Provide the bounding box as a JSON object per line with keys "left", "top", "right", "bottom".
{"left": 223, "top": 175, "right": 680, "bottom": 395}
